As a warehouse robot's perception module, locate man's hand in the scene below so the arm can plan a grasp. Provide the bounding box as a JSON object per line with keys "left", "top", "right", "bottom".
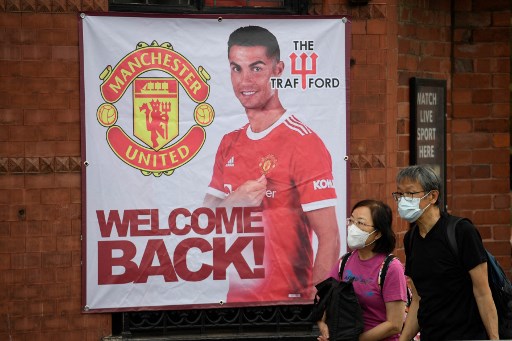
{"left": 223, "top": 175, "right": 267, "bottom": 207}
{"left": 470, "top": 262, "right": 499, "bottom": 340}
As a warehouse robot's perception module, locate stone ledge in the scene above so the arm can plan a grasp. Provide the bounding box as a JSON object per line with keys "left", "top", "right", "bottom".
{"left": 0, "top": 0, "right": 107, "bottom": 12}
{"left": 0, "top": 156, "right": 82, "bottom": 174}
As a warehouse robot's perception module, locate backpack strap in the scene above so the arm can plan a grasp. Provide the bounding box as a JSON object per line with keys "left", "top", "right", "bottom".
{"left": 409, "top": 215, "right": 468, "bottom": 258}
{"left": 378, "top": 254, "right": 396, "bottom": 292}
{"left": 446, "top": 214, "right": 463, "bottom": 256}
{"left": 379, "top": 254, "right": 412, "bottom": 307}
{"left": 445, "top": 214, "right": 474, "bottom": 259}
{"left": 340, "top": 252, "right": 396, "bottom": 292}
{"left": 338, "top": 251, "right": 352, "bottom": 280}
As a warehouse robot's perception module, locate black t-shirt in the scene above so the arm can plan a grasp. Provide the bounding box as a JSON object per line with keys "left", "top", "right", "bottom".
{"left": 404, "top": 212, "right": 488, "bottom": 341}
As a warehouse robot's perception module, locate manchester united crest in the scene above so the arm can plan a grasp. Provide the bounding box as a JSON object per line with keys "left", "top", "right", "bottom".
{"left": 96, "top": 40, "right": 215, "bottom": 177}
{"left": 259, "top": 154, "right": 278, "bottom": 175}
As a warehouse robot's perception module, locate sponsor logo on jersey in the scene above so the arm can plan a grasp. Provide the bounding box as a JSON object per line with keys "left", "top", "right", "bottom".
{"left": 313, "top": 179, "right": 335, "bottom": 190}
{"left": 265, "top": 190, "right": 276, "bottom": 198}
{"left": 96, "top": 40, "right": 214, "bottom": 177}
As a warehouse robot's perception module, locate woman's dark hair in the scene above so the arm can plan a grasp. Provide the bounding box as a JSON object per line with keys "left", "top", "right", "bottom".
{"left": 352, "top": 199, "right": 396, "bottom": 254}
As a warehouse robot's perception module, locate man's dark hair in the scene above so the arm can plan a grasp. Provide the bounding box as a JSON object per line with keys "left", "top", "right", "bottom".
{"left": 352, "top": 199, "right": 396, "bottom": 254}
{"left": 228, "top": 26, "right": 280, "bottom": 62}
{"left": 396, "top": 165, "right": 441, "bottom": 207}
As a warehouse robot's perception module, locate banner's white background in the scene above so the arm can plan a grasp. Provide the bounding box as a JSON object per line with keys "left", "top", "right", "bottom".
{"left": 81, "top": 14, "right": 349, "bottom": 311}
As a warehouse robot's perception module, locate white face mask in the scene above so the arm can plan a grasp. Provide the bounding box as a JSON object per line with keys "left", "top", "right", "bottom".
{"left": 397, "top": 191, "right": 432, "bottom": 222}
{"left": 347, "top": 224, "right": 377, "bottom": 250}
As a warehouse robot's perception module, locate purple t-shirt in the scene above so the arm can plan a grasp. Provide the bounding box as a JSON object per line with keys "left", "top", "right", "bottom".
{"left": 328, "top": 251, "right": 407, "bottom": 341}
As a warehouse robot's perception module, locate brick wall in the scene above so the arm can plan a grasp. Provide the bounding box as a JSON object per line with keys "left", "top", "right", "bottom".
{"left": 0, "top": 6, "right": 111, "bottom": 341}
{"left": 311, "top": 1, "right": 402, "bottom": 228}
{"left": 312, "top": 0, "right": 510, "bottom": 269}
{"left": 395, "top": 0, "right": 454, "bottom": 255}
{"left": 450, "top": 0, "right": 511, "bottom": 271}
{"left": 0, "top": 0, "right": 510, "bottom": 339}
{"left": 395, "top": 0, "right": 511, "bottom": 271}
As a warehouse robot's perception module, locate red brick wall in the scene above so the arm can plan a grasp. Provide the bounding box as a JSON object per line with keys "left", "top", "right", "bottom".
{"left": 0, "top": 0, "right": 510, "bottom": 339}
{"left": 311, "top": 0, "right": 511, "bottom": 269}
{"left": 450, "top": 0, "right": 511, "bottom": 271}
{"left": 311, "top": 1, "right": 402, "bottom": 227}
{"left": 395, "top": 0, "right": 511, "bottom": 271}
{"left": 0, "top": 8, "right": 111, "bottom": 341}
{"left": 395, "top": 0, "right": 454, "bottom": 255}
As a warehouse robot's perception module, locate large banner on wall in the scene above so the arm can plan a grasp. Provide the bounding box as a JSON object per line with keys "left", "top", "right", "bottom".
{"left": 80, "top": 13, "right": 349, "bottom": 312}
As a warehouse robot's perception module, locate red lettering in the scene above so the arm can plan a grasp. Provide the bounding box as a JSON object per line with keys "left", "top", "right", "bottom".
{"left": 135, "top": 239, "right": 178, "bottom": 283}
{"left": 130, "top": 209, "right": 171, "bottom": 237}
{"left": 215, "top": 207, "right": 243, "bottom": 234}
{"left": 243, "top": 207, "right": 264, "bottom": 233}
{"left": 174, "top": 238, "right": 213, "bottom": 281}
{"left": 97, "top": 236, "right": 265, "bottom": 284}
{"left": 99, "top": 207, "right": 265, "bottom": 238}
{"left": 97, "top": 210, "right": 130, "bottom": 237}
{"left": 168, "top": 207, "right": 260, "bottom": 235}
{"left": 190, "top": 207, "right": 215, "bottom": 235}
{"left": 98, "top": 240, "right": 138, "bottom": 284}
{"left": 252, "top": 235, "right": 265, "bottom": 268}
{"left": 212, "top": 236, "right": 265, "bottom": 280}
{"left": 97, "top": 209, "right": 171, "bottom": 237}
{"left": 168, "top": 208, "right": 191, "bottom": 235}
{"left": 129, "top": 209, "right": 151, "bottom": 236}
{"left": 130, "top": 209, "right": 171, "bottom": 236}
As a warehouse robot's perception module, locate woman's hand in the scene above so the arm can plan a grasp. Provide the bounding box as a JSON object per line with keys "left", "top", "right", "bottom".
{"left": 317, "top": 317, "right": 329, "bottom": 341}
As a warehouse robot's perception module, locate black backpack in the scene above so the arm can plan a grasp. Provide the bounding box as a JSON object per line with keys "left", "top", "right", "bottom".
{"left": 342, "top": 252, "right": 419, "bottom": 339}
{"left": 312, "top": 252, "right": 412, "bottom": 340}
{"left": 311, "top": 263, "right": 364, "bottom": 341}
{"left": 445, "top": 215, "right": 512, "bottom": 340}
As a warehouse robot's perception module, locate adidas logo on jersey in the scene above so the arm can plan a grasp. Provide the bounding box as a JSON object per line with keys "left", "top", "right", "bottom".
{"left": 225, "top": 156, "right": 235, "bottom": 167}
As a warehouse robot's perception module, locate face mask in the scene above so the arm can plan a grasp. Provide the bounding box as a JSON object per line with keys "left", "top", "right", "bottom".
{"left": 347, "top": 224, "right": 376, "bottom": 250}
{"left": 397, "top": 191, "right": 432, "bottom": 222}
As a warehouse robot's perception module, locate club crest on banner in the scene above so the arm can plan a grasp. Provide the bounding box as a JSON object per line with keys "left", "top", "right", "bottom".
{"left": 95, "top": 40, "right": 214, "bottom": 177}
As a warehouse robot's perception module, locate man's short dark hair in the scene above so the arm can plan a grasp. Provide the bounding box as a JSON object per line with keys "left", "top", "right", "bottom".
{"left": 228, "top": 26, "right": 280, "bottom": 62}
{"left": 396, "top": 165, "right": 441, "bottom": 207}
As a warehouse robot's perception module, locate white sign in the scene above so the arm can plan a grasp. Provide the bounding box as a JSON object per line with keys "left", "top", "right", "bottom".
{"left": 80, "top": 13, "right": 349, "bottom": 312}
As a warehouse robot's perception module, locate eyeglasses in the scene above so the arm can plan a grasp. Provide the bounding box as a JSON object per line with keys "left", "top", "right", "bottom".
{"left": 392, "top": 191, "right": 426, "bottom": 202}
{"left": 346, "top": 217, "right": 374, "bottom": 229}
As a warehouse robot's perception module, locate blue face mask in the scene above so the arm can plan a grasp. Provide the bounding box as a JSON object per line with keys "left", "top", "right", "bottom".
{"left": 398, "top": 191, "right": 432, "bottom": 222}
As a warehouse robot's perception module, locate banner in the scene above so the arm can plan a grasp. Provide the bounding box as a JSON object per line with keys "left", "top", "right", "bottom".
{"left": 80, "top": 13, "right": 349, "bottom": 312}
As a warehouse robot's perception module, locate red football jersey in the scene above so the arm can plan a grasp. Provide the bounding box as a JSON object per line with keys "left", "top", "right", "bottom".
{"left": 207, "top": 112, "right": 338, "bottom": 304}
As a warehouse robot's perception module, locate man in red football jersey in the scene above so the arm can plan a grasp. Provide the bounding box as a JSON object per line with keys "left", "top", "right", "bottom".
{"left": 204, "top": 26, "right": 340, "bottom": 304}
